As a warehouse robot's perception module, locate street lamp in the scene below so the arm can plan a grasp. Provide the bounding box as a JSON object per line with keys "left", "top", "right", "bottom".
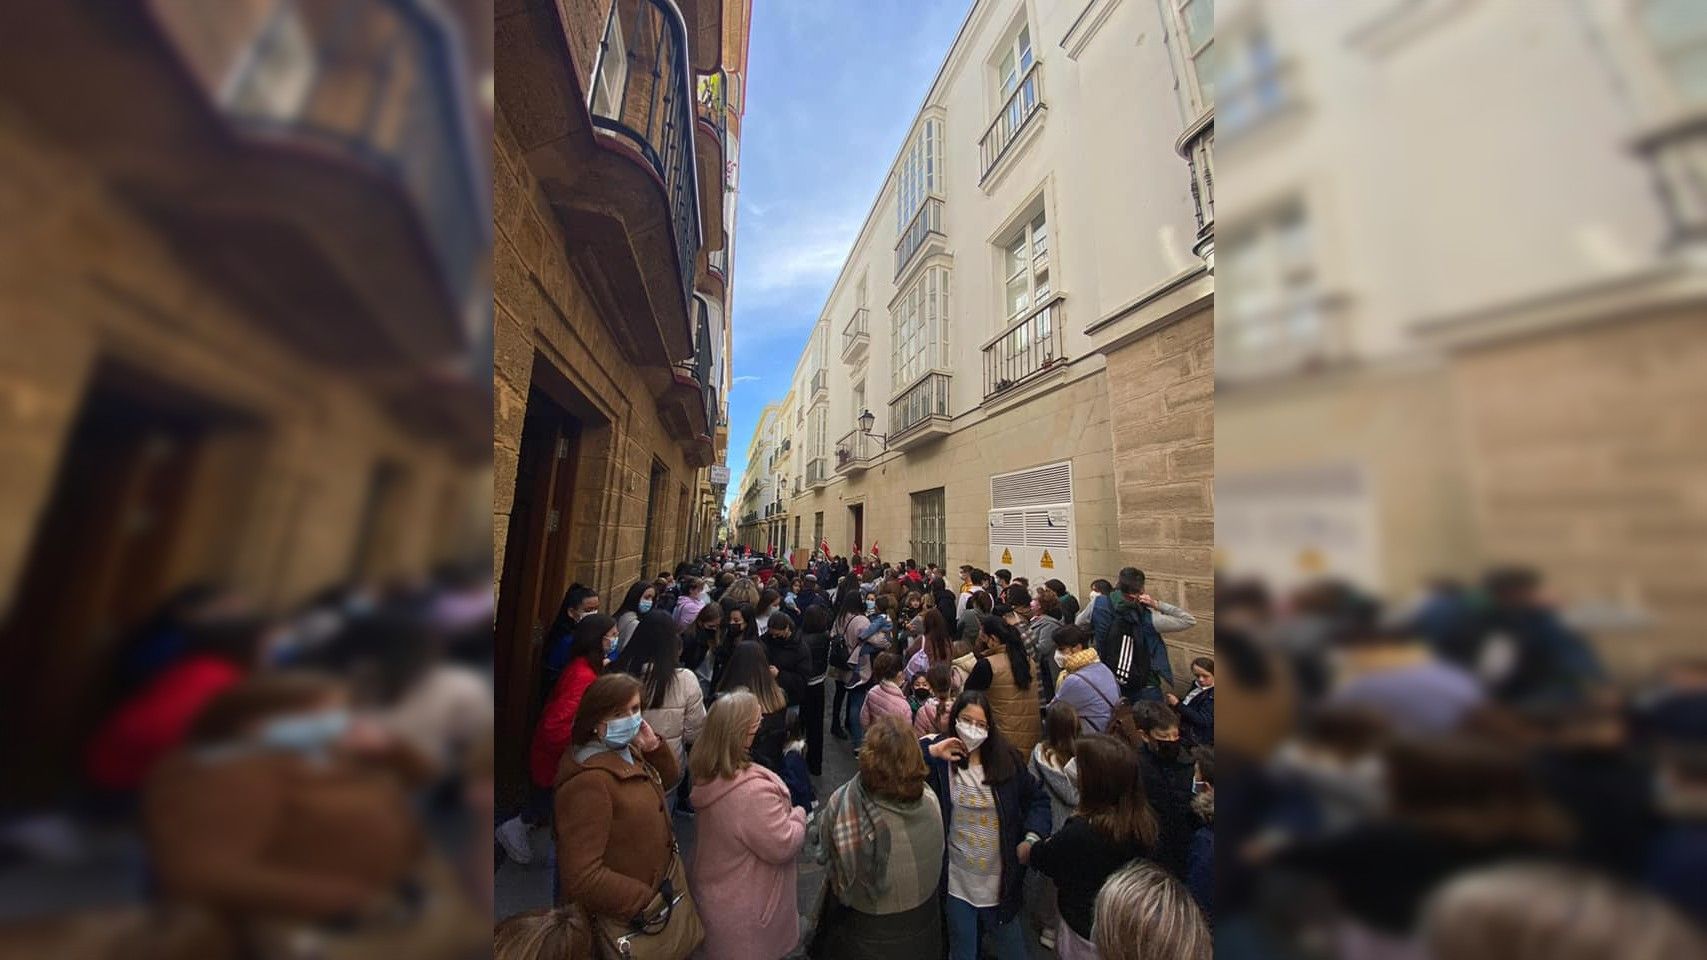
{"left": 857, "top": 408, "right": 888, "bottom": 448}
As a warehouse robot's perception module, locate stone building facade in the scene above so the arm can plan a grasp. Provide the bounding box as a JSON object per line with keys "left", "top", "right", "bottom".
{"left": 0, "top": 1, "right": 490, "bottom": 802}
{"left": 493, "top": 0, "right": 747, "bottom": 799}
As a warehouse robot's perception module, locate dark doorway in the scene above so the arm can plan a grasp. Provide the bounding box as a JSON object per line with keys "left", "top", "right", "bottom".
{"left": 0, "top": 360, "right": 250, "bottom": 804}
{"left": 494, "top": 386, "right": 582, "bottom": 807}
{"left": 849, "top": 503, "right": 865, "bottom": 558}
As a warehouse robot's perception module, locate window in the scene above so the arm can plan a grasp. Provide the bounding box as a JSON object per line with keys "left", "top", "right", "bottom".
{"left": 1641, "top": 0, "right": 1707, "bottom": 104}
{"left": 1221, "top": 26, "right": 1286, "bottom": 136}
{"left": 811, "top": 406, "right": 828, "bottom": 459}
{"left": 1221, "top": 201, "right": 1321, "bottom": 358}
{"left": 589, "top": 6, "right": 629, "bottom": 117}
{"left": 1001, "top": 209, "right": 1050, "bottom": 320}
{"left": 998, "top": 24, "right": 1035, "bottom": 100}
{"left": 1171, "top": 0, "right": 1214, "bottom": 108}
{"left": 814, "top": 512, "right": 825, "bottom": 552}
{"left": 853, "top": 380, "right": 866, "bottom": 420}
{"left": 896, "top": 118, "right": 944, "bottom": 235}
{"left": 892, "top": 265, "right": 951, "bottom": 389}
{"left": 911, "top": 488, "right": 947, "bottom": 571}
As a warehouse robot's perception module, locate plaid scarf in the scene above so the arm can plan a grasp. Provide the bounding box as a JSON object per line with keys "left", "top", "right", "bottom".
{"left": 814, "top": 774, "right": 891, "bottom": 901}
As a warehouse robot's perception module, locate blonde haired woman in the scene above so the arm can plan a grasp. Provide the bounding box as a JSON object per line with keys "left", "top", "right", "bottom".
{"left": 1421, "top": 863, "right": 1707, "bottom": 960}
{"left": 688, "top": 691, "right": 808, "bottom": 960}
{"left": 722, "top": 577, "right": 762, "bottom": 610}
{"left": 1091, "top": 861, "right": 1210, "bottom": 960}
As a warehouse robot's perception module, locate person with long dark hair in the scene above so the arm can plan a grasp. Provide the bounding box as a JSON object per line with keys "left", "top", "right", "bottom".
{"left": 612, "top": 610, "right": 706, "bottom": 816}
{"left": 713, "top": 603, "right": 757, "bottom": 692}
{"left": 612, "top": 580, "right": 658, "bottom": 652}
{"left": 716, "top": 640, "right": 789, "bottom": 772}
{"left": 540, "top": 583, "right": 599, "bottom": 704}
{"left": 829, "top": 584, "right": 869, "bottom": 742}
{"left": 1029, "top": 735, "right": 1159, "bottom": 958}
{"left": 904, "top": 607, "right": 958, "bottom": 690}
{"left": 920, "top": 692, "right": 1050, "bottom": 960}
{"left": 799, "top": 604, "right": 834, "bottom": 775}
{"left": 931, "top": 577, "right": 957, "bottom": 639}
{"left": 963, "top": 615, "right": 1041, "bottom": 755}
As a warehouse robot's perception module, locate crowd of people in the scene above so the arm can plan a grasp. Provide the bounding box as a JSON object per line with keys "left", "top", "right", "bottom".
{"left": 497, "top": 547, "right": 1213, "bottom": 960}
{"left": 1213, "top": 567, "right": 1707, "bottom": 960}
{"left": 1, "top": 564, "right": 499, "bottom": 958}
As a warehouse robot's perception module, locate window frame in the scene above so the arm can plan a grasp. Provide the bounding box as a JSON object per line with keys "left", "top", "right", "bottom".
{"left": 1170, "top": 0, "right": 1214, "bottom": 112}
{"left": 1000, "top": 209, "right": 1051, "bottom": 322}
{"left": 910, "top": 487, "right": 947, "bottom": 572}
{"left": 891, "top": 265, "right": 951, "bottom": 393}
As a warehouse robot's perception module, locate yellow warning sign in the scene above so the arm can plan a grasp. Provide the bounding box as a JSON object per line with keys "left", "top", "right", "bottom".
{"left": 1040, "top": 550, "right": 1055, "bottom": 569}
{"left": 1000, "top": 548, "right": 1013, "bottom": 564}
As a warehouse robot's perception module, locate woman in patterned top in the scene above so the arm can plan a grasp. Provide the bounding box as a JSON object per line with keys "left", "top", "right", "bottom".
{"left": 921, "top": 691, "right": 1051, "bottom": 960}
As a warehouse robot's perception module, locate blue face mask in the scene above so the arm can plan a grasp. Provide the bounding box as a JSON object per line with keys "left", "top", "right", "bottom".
{"left": 602, "top": 712, "right": 643, "bottom": 750}
{"left": 638, "top": 599, "right": 654, "bottom": 614}
{"left": 259, "top": 709, "right": 350, "bottom": 753}
{"left": 865, "top": 599, "right": 876, "bottom": 613}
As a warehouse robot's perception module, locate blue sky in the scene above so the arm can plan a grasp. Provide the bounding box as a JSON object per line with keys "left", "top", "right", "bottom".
{"left": 722, "top": 0, "right": 970, "bottom": 511}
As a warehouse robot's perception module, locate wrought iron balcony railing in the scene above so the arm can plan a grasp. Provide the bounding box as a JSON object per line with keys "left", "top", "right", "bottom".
{"left": 205, "top": 0, "right": 486, "bottom": 313}
{"left": 979, "top": 60, "right": 1043, "bottom": 182}
{"left": 1635, "top": 108, "right": 1707, "bottom": 249}
{"left": 1179, "top": 111, "right": 1214, "bottom": 265}
{"left": 835, "top": 427, "right": 880, "bottom": 472}
{"left": 894, "top": 196, "right": 944, "bottom": 279}
{"left": 890, "top": 371, "right": 952, "bottom": 439}
{"left": 983, "top": 295, "right": 1065, "bottom": 398}
{"left": 589, "top": 0, "right": 702, "bottom": 314}
{"left": 842, "top": 307, "right": 870, "bottom": 360}
{"left": 810, "top": 368, "right": 828, "bottom": 402}
{"left": 806, "top": 457, "right": 828, "bottom": 486}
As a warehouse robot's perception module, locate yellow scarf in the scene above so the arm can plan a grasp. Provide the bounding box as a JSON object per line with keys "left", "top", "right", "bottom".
{"left": 1063, "top": 648, "right": 1100, "bottom": 673}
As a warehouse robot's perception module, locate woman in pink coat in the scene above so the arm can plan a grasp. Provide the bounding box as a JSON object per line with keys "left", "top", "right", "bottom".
{"left": 688, "top": 691, "right": 808, "bottom": 960}
{"left": 859, "top": 653, "right": 913, "bottom": 733}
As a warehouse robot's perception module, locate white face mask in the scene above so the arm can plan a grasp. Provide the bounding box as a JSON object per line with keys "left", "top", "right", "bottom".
{"left": 1063, "top": 757, "right": 1079, "bottom": 785}
{"left": 955, "top": 720, "right": 988, "bottom": 753}
{"left": 1053, "top": 650, "right": 1067, "bottom": 669}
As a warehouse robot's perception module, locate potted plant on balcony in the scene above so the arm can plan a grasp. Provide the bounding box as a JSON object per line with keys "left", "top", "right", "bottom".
{"left": 837, "top": 447, "right": 852, "bottom": 466}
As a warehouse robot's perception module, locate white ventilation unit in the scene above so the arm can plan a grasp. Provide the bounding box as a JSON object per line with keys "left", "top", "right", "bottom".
{"left": 987, "top": 460, "right": 1078, "bottom": 595}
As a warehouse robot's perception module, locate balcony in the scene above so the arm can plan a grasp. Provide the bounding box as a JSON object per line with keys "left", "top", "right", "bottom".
{"left": 983, "top": 295, "right": 1066, "bottom": 399}
{"left": 695, "top": 72, "right": 727, "bottom": 256}
{"left": 662, "top": 296, "right": 716, "bottom": 465}
{"left": 1635, "top": 108, "right": 1707, "bottom": 249}
{"left": 842, "top": 308, "right": 870, "bottom": 363}
{"left": 1178, "top": 111, "right": 1214, "bottom": 267}
{"left": 1217, "top": 292, "right": 1353, "bottom": 386}
{"left": 810, "top": 368, "right": 828, "bottom": 405}
{"left": 10, "top": 1, "right": 489, "bottom": 368}
{"left": 499, "top": 0, "right": 703, "bottom": 369}
{"left": 835, "top": 428, "right": 880, "bottom": 475}
{"left": 889, "top": 371, "right": 952, "bottom": 449}
{"left": 895, "top": 196, "right": 945, "bottom": 280}
{"left": 979, "top": 60, "right": 1044, "bottom": 184}
{"left": 806, "top": 457, "right": 829, "bottom": 488}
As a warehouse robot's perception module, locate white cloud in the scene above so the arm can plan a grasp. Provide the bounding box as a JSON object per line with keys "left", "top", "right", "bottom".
{"left": 732, "top": 375, "right": 760, "bottom": 384}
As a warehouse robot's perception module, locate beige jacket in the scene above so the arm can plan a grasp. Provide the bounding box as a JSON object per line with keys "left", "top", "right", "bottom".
{"left": 641, "top": 667, "right": 707, "bottom": 770}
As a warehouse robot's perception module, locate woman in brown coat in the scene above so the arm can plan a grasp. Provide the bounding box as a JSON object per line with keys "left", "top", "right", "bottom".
{"left": 143, "top": 671, "right": 484, "bottom": 957}
{"left": 963, "top": 615, "right": 1043, "bottom": 755}
{"left": 554, "top": 673, "right": 682, "bottom": 923}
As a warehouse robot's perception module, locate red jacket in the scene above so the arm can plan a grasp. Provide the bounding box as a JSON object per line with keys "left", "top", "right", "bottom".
{"left": 530, "top": 659, "right": 599, "bottom": 788}
{"left": 86, "top": 655, "right": 242, "bottom": 791}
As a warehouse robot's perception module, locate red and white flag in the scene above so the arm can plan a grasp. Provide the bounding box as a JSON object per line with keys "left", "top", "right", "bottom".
{"left": 819, "top": 537, "right": 830, "bottom": 558}
{"left": 870, "top": 541, "right": 880, "bottom": 559}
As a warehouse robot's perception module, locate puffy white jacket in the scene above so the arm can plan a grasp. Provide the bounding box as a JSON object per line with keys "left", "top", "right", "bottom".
{"left": 641, "top": 667, "right": 707, "bottom": 769}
